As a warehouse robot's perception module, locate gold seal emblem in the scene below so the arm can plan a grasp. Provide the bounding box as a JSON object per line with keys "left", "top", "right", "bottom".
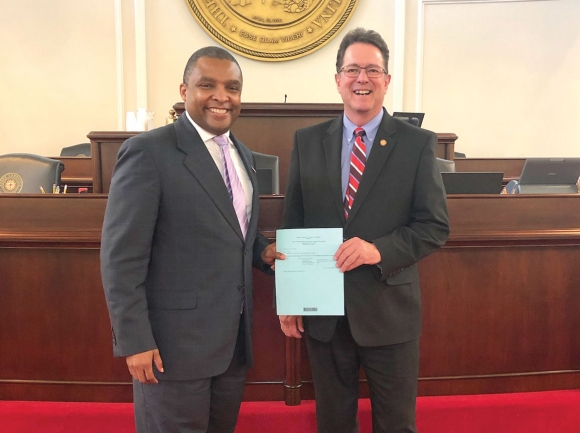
{"left": 0, "top": 173, "right": 24, "bottom": 193}
{"left": 184, "top": 0, "right": 359, "bottom": 61}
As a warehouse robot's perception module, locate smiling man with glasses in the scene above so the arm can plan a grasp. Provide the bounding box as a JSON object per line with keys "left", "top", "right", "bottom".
{"left": 276, "top": 28, "right": 450, "bottom": 433}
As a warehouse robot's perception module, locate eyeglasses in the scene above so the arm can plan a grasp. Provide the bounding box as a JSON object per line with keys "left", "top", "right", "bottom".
{"left": 338, "top": 65, "right": 387, "bottom": 78}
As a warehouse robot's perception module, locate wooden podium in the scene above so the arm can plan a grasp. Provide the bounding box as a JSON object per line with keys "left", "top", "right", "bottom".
{"left": 89, "top": 103, "right": 457, "bottom": 193}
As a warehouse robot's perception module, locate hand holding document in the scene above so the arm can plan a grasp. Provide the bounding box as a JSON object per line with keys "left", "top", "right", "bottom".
{"left": 275, "top": 228, "right": 344, "bottom": 316}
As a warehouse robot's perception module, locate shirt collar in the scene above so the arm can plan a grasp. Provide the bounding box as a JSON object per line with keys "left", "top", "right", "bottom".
{"left": 342, "top": 110, "right": 384, "bottom": 143}
{"left": 185, "top": 111, "right": 231, "bottom": 144}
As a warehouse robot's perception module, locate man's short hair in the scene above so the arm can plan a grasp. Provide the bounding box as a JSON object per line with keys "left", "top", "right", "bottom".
{"left": 336, "top": 28, "right": 390, "bottom": 74}
{"left": 183, "top": 46, "right": 242, "bottom": 84}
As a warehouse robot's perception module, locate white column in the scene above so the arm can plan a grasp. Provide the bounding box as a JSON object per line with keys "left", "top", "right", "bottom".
{"left": 134, "top": 0, "right": 147, "bottom": 110}
{"left": 114, "top": 0, "right": 124, "bottom": 130}
{"left": 392, "top": 0, "right": 406, "bottom": 112}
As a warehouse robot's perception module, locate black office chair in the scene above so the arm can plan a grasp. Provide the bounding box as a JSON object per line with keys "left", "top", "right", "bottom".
{"left": 0, "top": 153, "right": 64, "bottom": 193}
{"left": 396, "top": 116, "right": 420, "bottom": 127}
{"left": 60, "top": 143, "right": 91, "bottom": 157}
{"left": 436, "top": 157, "right": 456, "bottom": 173}
{"left": 251, "top": 151, "right": 280, "bottom": 194}
{"left": 393, "top": 112, "right": 424, "bottom": 127}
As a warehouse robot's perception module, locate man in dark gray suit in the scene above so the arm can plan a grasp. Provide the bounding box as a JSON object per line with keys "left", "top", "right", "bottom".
{"left": 101, "top": 46, "right": 280, "bottom": 433}
{"left": 278, "top": 29, "right": 450, "bottom": 432}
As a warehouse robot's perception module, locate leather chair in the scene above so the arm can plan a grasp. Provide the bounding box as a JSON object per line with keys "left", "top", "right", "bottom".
{"left": 396, "top": 116, "right": 420, "bottom": 127}
{"left": 436, "top": 157, "right": 456, "bottom": 173}
{"left": 251, "top": 151, "right": 280, "bottom": 194}
{"left": 0, "top": 153, "right": 64, "bottom": 193}
{"left": 60, "top": 143, "right": 91, "bottom": 157}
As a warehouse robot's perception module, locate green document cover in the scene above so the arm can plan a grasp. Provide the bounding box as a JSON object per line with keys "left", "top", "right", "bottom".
{"left": 275, "top": 228, "right": 344, "bottom": 316}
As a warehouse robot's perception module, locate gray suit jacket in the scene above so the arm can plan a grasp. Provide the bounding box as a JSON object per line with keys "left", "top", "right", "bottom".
{"left": 282, "top": 109, "right": 450, "bottom": 346}
{"left": 101, "top": 114, "right": 271, "bottom": 380}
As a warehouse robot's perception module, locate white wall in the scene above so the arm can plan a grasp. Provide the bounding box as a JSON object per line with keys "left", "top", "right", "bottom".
{"left": 0, "top": 0, "right": 118, "bottom": 155}
{"left": 1, "top": 0, "right": 578, "bottom": 158}
{"left": 0, "top": 0, "right": 396, "bottom": 155}
{"left": 144, "top": 0, "right": 395, "bottom": 128}
{"left": 416, "top": 0, "right": 580, "bottom": 157}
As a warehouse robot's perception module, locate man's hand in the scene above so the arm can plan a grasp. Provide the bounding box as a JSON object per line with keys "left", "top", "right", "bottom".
{"left": 126, "top": 349, "right": 164, "bottom": 384}
{"left": 261, "top": 242, "right": 286, "bottom": 270}
{"left": 279, "top": 315, "right": 304, "bottom": 338}
{"left": 334, "top": 237, "right": 381, "bottom": 272}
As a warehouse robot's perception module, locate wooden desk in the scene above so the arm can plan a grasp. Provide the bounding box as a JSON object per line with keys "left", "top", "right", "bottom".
{"left": 54, "top": 154, "right": 528, "bottom": 195}
{"left": 1, "top": 194, "right": 579, "bottom": 403}
{"left": 455, "top": 158, "right": 526, "bottom": 183}
{"left": 52, "top": 156, "right": 93, "bottom": 192}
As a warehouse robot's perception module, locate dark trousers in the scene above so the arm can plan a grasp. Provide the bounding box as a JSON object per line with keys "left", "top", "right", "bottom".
{"left": 133, "top": 318, "right": 248, "bottom": 433}
{"left": 306, "top": 317, "right": 420, "bottom": 433}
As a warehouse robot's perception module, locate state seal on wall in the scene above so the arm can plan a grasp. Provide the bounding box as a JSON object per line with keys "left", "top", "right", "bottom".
{"left": 0, "top": 173, "right": 24, "bottom": 193}
{"left": 184, "top": 0, "right": 359, "bottom": 61}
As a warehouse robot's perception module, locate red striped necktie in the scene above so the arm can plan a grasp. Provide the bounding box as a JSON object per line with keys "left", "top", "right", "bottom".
{"left": 344, "top": 127, "right": 367, "bottom": 219}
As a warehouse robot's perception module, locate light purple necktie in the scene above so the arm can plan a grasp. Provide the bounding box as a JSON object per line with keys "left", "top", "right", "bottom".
{"left": 214, "top": 134, "right": 249, "bottom": 238}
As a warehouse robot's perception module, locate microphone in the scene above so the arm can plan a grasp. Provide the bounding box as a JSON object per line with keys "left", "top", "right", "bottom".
{"left": 284, "top": 94, "right": 287, "bottom": 103}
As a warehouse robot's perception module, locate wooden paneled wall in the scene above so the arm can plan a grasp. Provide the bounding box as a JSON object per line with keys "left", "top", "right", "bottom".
{"left": 1, "top": 194, "right": 580, "bottom": 403}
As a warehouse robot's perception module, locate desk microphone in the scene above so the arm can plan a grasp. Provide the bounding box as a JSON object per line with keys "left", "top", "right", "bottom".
{"left": 284, "top": 94, "right": 287, "bottom": 103}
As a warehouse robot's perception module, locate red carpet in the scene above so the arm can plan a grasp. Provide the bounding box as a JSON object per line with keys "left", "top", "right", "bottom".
{"left": 1, "top": 390, "right": 579, "bottom": 432}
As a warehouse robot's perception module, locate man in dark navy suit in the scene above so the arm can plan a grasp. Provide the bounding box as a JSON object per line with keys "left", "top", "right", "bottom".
{"left": 279, "top": 28, "right": 450, "bottom": 433}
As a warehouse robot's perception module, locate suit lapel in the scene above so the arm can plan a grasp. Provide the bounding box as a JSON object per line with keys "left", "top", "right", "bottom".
{"left": 323, "top": 117, "right": 347, "bottom": 225}
{"left": 345, "top": 110, "right": 398, "bottom": 225}
{"left": 231, "top": 135, "right": 259, "bottom": 241}
{"left": 174, "top": 116, "right": 245, "bottom": 240}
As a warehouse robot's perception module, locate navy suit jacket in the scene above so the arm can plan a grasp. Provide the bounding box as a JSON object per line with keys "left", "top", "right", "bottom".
{"left": 282, "top": 109, "right": 450, "bottom": 346}
{"left": 101, "top": 114, "right": 270, "bottom": 380}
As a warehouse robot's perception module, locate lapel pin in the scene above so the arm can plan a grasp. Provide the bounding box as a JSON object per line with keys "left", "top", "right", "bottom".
{"left": 380, "top": 139, "right": 387, "bottom": 147}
